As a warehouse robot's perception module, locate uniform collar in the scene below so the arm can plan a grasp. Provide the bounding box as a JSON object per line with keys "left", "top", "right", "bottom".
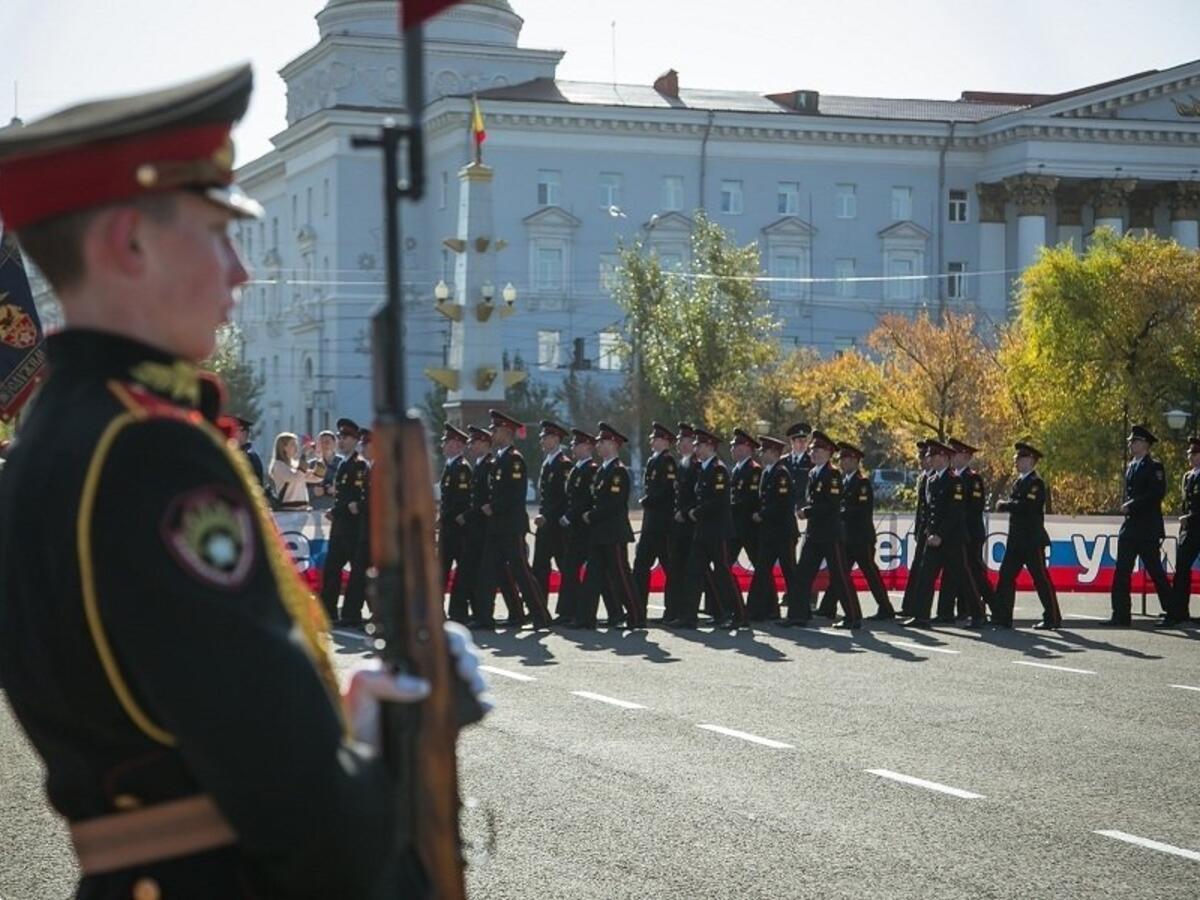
{"left": 809, "top": 461, "right": 825, "bottom": 477}
{"left": 543, "top": 446, "right": 563, "bottom": 465}
{"left": 446, "top": 453, "right": 462, "bottom": 465}
{"left": 701, "top": 454, "right": 715, "bottom": 470}
{"left": 601, "top": 455, "right": 618, "bottom": 469}
{"left": 573, "top": 456, "right": 592, "bottom": 469}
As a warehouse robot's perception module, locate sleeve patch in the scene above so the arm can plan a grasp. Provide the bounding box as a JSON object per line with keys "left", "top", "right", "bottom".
{"left": 161, "top": 486, "right": 256, "bottom": 590}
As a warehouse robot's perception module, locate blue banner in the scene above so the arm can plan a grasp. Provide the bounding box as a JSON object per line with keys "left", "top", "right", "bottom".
{"left": 0, "top": 231, "right": 46, "bottom": 421}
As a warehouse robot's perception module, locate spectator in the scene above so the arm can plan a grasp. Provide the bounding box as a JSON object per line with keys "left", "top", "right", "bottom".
{"left": 309, "top": 429, "right": 341, "bottom": 510}
{"left": 234, "top": 416, "right": 265, "bottom": 487}
{"left": 270, "top": 431, "right": 322, "bottom": 509}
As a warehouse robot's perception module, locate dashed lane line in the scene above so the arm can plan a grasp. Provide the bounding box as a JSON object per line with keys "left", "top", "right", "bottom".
{"left": 1064, "top": 613, "right": 1107, "bottom": 621}
{"left": 1094, "top": 830, "right": 1200, "bottom": 862}
{"left": 1012, "top": 660, "right": 1096, "bottom": 675}
{"left": 865, "top": 768, "right": 985, "bottom": 800}
{"left": 696, "top": 724, "right": 793, "bottom": 749}
{"left": 570, "top": 691, "right": 647, "bottom": 710}
{"left": 479, "top": 665, "right": 536, "bottom": 682}
{"left": 1168, "top": 684, "right": 1200, "bottom": 693}
{"left": 884, "top": 640, "right": 962, "bottom": 655}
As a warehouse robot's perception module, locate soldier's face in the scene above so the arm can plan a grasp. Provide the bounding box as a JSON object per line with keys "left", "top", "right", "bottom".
{"left": 651, "top": 437, "right": 669, "bottom": 453}
{"left": 337, "top": 433, "right": 357, "bottom": 455}
{"left": 443, "top": 438, "right": 465, "bottom": 458}
{"left": 540, "top": 434, "right": 559, "bottom": 453}
{"left": 679, "top": 438, "right": 694, "bottom": 456}
{"left": 839, "top": 455, "right": 857, "bottom": 474}
{"left": 573, "top": 442, "right": 593, "bottom": 460}
{"left": 761, "top": 449, "right": 779, "bottom": 465}
{"left": 1014, "top": 454, "right": 1035, "bottom": 474}
{"left": 809, "top": 446, "right": 830, "bottom": 466}
{"left": 598, "top": 438, "right": 617, "bottom": 459}
{"left": 696, "top": 442, "right": 715, "bottom": 460}
{"left": 731, "top": 443, "right": 748, "bottom": 462}
{"left": 952, "top": 451, "right": 970, "bottom": 469}
{"left": 1129, "top": 437, "right": 1149, "bottom": 456}
{"left": 790, "top": 438, "right": 807, "bottom": 455}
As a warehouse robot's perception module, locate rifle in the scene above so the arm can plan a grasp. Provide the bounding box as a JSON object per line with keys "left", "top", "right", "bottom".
{"left": 352, "top": 16, "right": 484, "bottom": 899}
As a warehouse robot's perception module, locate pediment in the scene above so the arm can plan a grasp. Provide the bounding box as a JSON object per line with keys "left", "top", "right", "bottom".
{"left": 644, "top": 211, "right": 693, "bottom": 233}
{"left": 762, "top": 216, "right": 817, "bottom": 238}
{"left": 522, "top": 206, "right": 581, "bottom": 229}
{"left": 877, "top": 220, "right": 931, "bottom": 241}
{"left": 1029, "top": 60, "right": 1200, "bottom": 122}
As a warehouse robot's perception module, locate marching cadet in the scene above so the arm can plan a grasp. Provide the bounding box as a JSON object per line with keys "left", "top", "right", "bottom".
{"left": 577, "top": 423, "right": 641, "bottom": 629}
{"left": 784, "top": 422, "right": 814, "bottom": 512}
{"left": 438, "top": 424, "right": 473, "bottom": 622}
{"left": 678, "top": 428, "right": 747, "bottom": 628}
{"left": 826, "top": 441, "right": 896, "bottom": 620}
{"left": 666, "top": 422, "right": 703, "bottom": 624}
{"left": 729, "top": 429, "right": 763, "bottom": 571}
{"left": 0, "top": 65, "right": 488, "bottom": 897}
{"left": 632, "top": 422, "right": 679, "bottom": 620}
{"left": 320, "top": 417, "right": 370, "bottom": 626}
{"left": 1109, "top": 424, "right": 1173, "bottom": 627}
{"left": 343, "top": 428, "right": 374, "bottom": 626}
{"left": 1167, "top": 436, "right": 1200, "bottom": 627}
{"left": 455, "top": 426, "right": 519, "bottom": 628}
{"left": 902, "top": 440, "right": 970, "bottom": 628}
{"left": 477, "top": 410, "right": 551, "bottom": 629}
{"left": 531, "top": 419, "right": 574, "bottom": 606}
{"left": 746, "top": 435, "right": 798, "bottom": 621}
{"left": 993, "top": 441, "right": 1060, "bottom": 629}
{"left": 557, "top": 429, "right": 599, "bottom": 623}
{"left": 784, "top": 431, "right": 862, "bottom": 629}
{"left": 949, "top": 438, "right": 992, "bottom": 627}
{"left": 900, "top": 441, "right": 932, "bottom": 617}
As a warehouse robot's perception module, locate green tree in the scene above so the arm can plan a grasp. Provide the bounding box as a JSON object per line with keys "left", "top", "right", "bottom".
{"left": 202, "top": 324, "right": 263, "bottom": 423}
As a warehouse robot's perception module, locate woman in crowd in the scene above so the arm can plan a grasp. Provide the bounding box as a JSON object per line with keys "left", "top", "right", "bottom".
{"left": 270, "top": 432, "right": 323, "bottom": 509}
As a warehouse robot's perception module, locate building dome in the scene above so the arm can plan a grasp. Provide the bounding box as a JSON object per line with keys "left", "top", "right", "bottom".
{"left": 318, "top": 0, "right": 523, "bottom": 45}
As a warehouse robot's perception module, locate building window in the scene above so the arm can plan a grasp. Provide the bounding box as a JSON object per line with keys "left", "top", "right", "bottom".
{"left": 947, "top": 262, "right": 966, "bottom": 299}
{"left": 535, "top": 246, "right": 564, "bottom": 291}
{"left": 886, "top": 257, "right": 915, "bottom": 301}
{"left": 291, "top": 194, "right": 298, "bottom": 229}
{"left": 537, "top": 330, "right": 562, "bottom": 370}
{"left": 833, "top": 337, "right": 857, "bottom": 356}
{"left": 777, "top": 181, "right": 800, "bottom": 216}
{"left": 834, "top": 258, "right": 856, "bottom": 298}
{"left": 599, "top": 172, "right": 623, "bottom": 209}
{"left": 305, "top": 187, "right": 313, "bottom": 224}
{"left": 891, "top": 186, "right": 913, "bottom": 221}
{"left": 836, "top": 183, "right": 857, "bottom": 219}
{"left": 773, "top": 253, "right": 801, "bottom": 297}
{"left": 441, "top": 248, "right": 452, "bottom": 283}
{"left": 658, "top": 250, "right": 684, "bottom": 272}
{"left": 662, "top": 175, "right": 684, "bottom": 212}
{"left": 599, "top": 253, "right": 619, "bottom": 292}
{"left": 948, "top": 189, "right": 968, "bottom": 223}
{"left": 598, "top": 331, "right": 623, "bottom": 371}
{"left": 271, "top": 217, "right": 279, "bottom": 249}
{"left": 720, "top": 180, "right": 743, "bottom": 215}
{"left": 537, "top": 169, "right": 561, "bottom": 206}
{"left": 272, "top": 355, "right": 280, "bottom": 379}
{"left": 323, "top": 178, "right": 330, "bottom": 217}
{"left": 440, "top": 171, "right": 448, "bottom": 210}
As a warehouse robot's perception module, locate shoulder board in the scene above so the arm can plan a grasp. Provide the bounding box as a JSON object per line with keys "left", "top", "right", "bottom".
{"left": 108, "top": 381, "right": 206, "bottom": 427}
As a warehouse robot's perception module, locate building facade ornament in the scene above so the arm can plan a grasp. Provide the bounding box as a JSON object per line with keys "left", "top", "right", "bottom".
{"left": 976, "top": 183, "right": 1007, "bottom": 223}
{"left": 1055, "top": 185, "right": 1087, "bottom": 226}
{"left": 1164, "top": 181, "right": 1200, "bottom": 220}
{"left": 1003, "top": 174, "right": 1060, "bottom": 217}
{"left": 1086, "top": 178, "right": 1138, "bottom": 218}
{"left": 1128, "top": 189, "right": 1158, "bottom": 229}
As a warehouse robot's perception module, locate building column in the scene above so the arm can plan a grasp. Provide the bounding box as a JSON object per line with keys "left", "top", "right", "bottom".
{"left": 1004, "top": 173, "right": 1059, "bottom": 274}
{"left": 1127, "top": 188, "right": 1157, "bottom": 238}
{"left": 975, "top": 182, "right": 1007, "bottom": 314}
{"left": 1088, "top": 178, "right": 1136, "bottom": 235}
{"left": 1056, "top": 185, "right": 1085, "bottom": 252}
{"left": 1166, "top": 182, "right": 1200, "bottom": 249}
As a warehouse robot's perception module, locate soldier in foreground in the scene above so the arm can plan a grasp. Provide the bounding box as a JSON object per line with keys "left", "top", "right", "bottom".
{"left": 903, "top": 440, "right": 968, "bottom": 628}
{"left": 556, "top": 428, "right": 598, "bottom": 622}
{"left": 531, "top": 419, "right": 573, "bottom": 606}
{"left": 993, "top": 441, "right": 1060, "bottom": 629}
{"left": 438, "top": 424, "right": 473, "bottom": 621}
{"left": 632, "top": 422, "right": 679, "bottom": 620}
{"left": 0, "top": 66, "right": 487, "bottom": 898}
{"left": 899, "top": 440, "right": 932, "bottom": 618}
{"left": 576, "top": 423, "right": 640, "bottom": 628}
{"left": 746, "top": 435, "right": 797, "bottom": 621}
{"left": 1109, "top": 425, "right": 1173, "bottom": 627}
{"left": 1167, "top": 436, "right": 1200, "bottom": 627}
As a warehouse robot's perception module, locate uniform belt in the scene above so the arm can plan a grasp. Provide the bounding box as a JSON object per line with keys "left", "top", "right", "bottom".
{"left": 70, "top": 794, "right": 237, "bottom": 875}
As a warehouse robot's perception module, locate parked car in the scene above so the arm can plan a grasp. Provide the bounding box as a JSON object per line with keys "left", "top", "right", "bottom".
{"left": 871, "top": 468, "right": 907, "bottom": 500}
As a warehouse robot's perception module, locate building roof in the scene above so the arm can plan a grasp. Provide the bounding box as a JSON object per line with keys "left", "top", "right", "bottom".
{"left": 472, "top": 77, "right": 1029, "bottom": 122}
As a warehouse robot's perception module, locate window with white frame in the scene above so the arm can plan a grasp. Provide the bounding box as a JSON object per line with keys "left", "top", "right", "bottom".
{"left": 720, "top": 180, "right": 744, "bottom": 215}
{"left": 599, "top": 253, "right": 618, "bottom": 292}
{"left": 777, "top": 181, "right": 800, "bottom": 216}
{"left": 535, "top": 246, "right": 565, "bottom": 291}
{"left": 599, "top": 172, "right": 623, "bottom": 209}
{"left": 773, "top": 253, "right": 802, "bottom": 297}
{"left": 891, "top": 186, "right": 913, "bottom": 221}
{"left": 947, "top": 262, "right": 966, "bottom": 299}
{"left": 439, "top": 171, "right": 448, "bottom": 210}
{"left": 886, "top": 257, "right": 916, "bottom": 301}
{"left": 598, "top": 331, "right": 623, "bottom": 371}
{"left": 658, "top": 250, "right": 684, "bottom": 272}
{"left": 323, "top": 178, "right": 330, "bottom": 217}
{"left": 836, "top": 183, "right": 857, "bottom": 219}
{"left": 537, "top": 330, "right": 562, "bottom": 370}
{"left": 834, "top": 258, "right": 856, "bottom": 298}
{"left": 441, "top": 248, "right": 451, "bottom": 283}
{"left": 948, "top": 189, "right": 968, "bottom": 223}
{"left": 661, "top": 175, "right": 684, "bottom": 212}
{"left": 537, "top": 169, "right": 561, "bottom": 206}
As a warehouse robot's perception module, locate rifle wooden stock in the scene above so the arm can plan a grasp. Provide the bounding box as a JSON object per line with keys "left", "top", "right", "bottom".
{"left": 371, "top": 417, "right": 467, "bottom": 900}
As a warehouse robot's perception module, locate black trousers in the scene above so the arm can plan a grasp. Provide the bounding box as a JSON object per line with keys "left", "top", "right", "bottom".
{"left": 342, "top": 529, "right": 371, "bottom": 624}
{"left": 451, "top": 528, "right": 519, "bottom": 625}
{"left": 900, "top": 532, "right": 927, "bottom": 616}
{"left": 680, "top": 539, "right": 745, "bottom": 625}
{"left": 632, "top": 526, "right": 672, "bottom": 618}
{"left": 994, "top": 541, "right": 1059, "bottom": 626}
{"left": 1111, "top": 531, "right": 1172, "bottom": 621}
{"left": 1172, "top": 530, "right": 1200, "bottom": 620}
{"left": 531, "top": 520, "right": 568, "bottom": 607}
{"left": 557, "top": 527, "right": 590, "bottom": 621}
{"left": 320, "top": 516, "right": 363, "bottom": 622}
{"left": 792, "top": 535, "right": 861, "bottom": 623}
{"left": 746, "top": 533, "right": 797, "bottom": 620}
{"left": 439, "top": 522, "right": 466, "bottom": 618}
{"left": 578, "top": 541, "right": 640, "bottom": 627}
{"left": 955, "top": 538, "right": 995, "bottom": 620}
{"left": 667, "top": 522, "right": 705, "bottom": 620}
{"left": 475, "top": 533, "right": 549, "bottom": 626}
{"left": 908, "top": 540, "right": 968, "bottom": 622}
{"left": 818, "top": 538, "right": 893, "bottom": 616}
{"left": 729, "top": 522, "right": 759, "bottom": 568}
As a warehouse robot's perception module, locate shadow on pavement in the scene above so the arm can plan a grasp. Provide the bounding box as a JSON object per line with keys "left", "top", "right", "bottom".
{"left": 554, "top": 626, "right": 682, "bottom": 664}
{"left": 471, "top": 629, "right": 560, "bottom": 667}
{"left": 665, "top": 625, "right": 791, "bottom": 662}
{"left": 757, "top": 622, "right": 930, "bottom": 663}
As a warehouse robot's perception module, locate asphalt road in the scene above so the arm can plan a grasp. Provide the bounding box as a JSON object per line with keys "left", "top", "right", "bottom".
{"left": 3, "top": 591, "right": 1198, "bottom": 899}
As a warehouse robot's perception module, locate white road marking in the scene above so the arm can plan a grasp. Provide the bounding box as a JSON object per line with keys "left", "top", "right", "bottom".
{"left": 570, "top": 690, "right": 646, "bottom": 710}
{"left": 885, "top": 640, "right": 961, "bottom": 655}
{"left": 479, "top": 665, "right": 536, "bottom": 682}
{"left": 1065, "top": 613, "right": 1106, "bottom": 620}
{"left": 1168, "top": 684, "right": 1200, "bottom": 693}
{"left": 1094, "top": 830, "right": 1200, "bottom": 862}
{"left": 817, "top": 628, "right": 855, "bottom": 639}
{"left": 865, "top": 768, "right": 985, "bottom": 799}
{"left": 697, "top": 724, "right": 793, "bottom": 749}
{"left": 1012, "top": 660, "right": 1096, "bottom": 675}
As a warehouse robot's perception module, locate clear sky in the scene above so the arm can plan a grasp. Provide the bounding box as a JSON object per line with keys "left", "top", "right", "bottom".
{"left": 3, "top": 0, "right": 1199, "bottom": 165}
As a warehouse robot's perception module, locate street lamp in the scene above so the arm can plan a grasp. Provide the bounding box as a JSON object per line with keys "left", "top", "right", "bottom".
{"left": 500, "top": 282, "right": 518, "bottom": 319}
{"left": 754, "top": 418, "right": 771, "bottom": 436}
{"left": 1166, "top": 408, "right": 1190, "bottom": 432}
{"left": 434, "top": 280, "right": 450, "bottom": 302}
{"left": 433, "top": 279, "right": 461, "bottom": 321}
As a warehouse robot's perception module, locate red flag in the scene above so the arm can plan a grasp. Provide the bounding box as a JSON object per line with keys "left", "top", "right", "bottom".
{"left": 401, "top": 0, "right": 463, "bottom": 29}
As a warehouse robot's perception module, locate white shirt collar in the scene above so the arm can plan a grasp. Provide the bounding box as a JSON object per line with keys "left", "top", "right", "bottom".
{"left": 543, "top": 446, "right": 563, "bottom": 465}
{"left": 446, "top": 453, "right": 462, "bottom": 465}
{"left": 809, "top": 461, "right": 825, "bottom": 477}
{"left": 701, "top": 455, "right": 715, "bottom": 469}
{"left": 601, "top": 456, "right": 618, "bottom": 469}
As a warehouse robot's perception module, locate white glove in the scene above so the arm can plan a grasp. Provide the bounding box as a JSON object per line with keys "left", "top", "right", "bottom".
{"left": 345, "top": 622, "right": 492, "bottom": 748}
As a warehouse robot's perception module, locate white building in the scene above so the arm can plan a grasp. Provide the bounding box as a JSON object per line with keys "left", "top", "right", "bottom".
{"left": 233, "top": 0, "right": 1200, "bottom": 439}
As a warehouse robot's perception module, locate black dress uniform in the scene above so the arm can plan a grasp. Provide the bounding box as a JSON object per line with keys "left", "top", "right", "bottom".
{"left": 1169, "top": 443, "right": 1200, "bottom": 625}
{"left": 1110, "top": 426, "right": 1173, "bottom": 625}
{"left": 784, "top": 423, "right": 814, "bottom": 512}
{"left": 746, "top": 439, "right": 798, "bottom": 621}
{"left": 729, "top": 430, "right": 763, "bottom": 568}
{"left": 906, "top": 444, "right": 970, "bottom": 625}
{"left": 476, "top": 421, "right": 550, "bottom": 628}
{"left": 632, "top": 424, "right": 679, "bottom": 619}
{"left": 344, "top": 432, "right": 373, "bottom": 624}
{"left": 821, "top": 445, "right": 895, "bottom": 619}
{"left": 787, "top": 434, "right": 862, "bottom": 627}
{"left": 531, "top": 421, "right": 574, "bottom": 606}
{"left": 577, "top": 424, "right": 640, "bottom": 628}
{"left": 320, "top": 426, "right": 369, "bottom": 624}
{"left": 900, "top": 444, "right": 931, "bottom": 616}
{"left": 558, "top": 433, "right": 598, "bottom": 623}
{"left": 667, "top": 432, "right": 706, "bottom": 622}
{"left": 679, "top": 432, "right": 746, "bottom": 627}
{"left": 949, "top": 442, "right": 993, "bottom": 623}
{"left": 453, "top": 438, "right": 519, "bottom": 627}
{"left": 993, "top": 443, "right": 1060, "bottom": 628}
{"left": 438, "top": 437, "right": 473, "bottom": 622}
